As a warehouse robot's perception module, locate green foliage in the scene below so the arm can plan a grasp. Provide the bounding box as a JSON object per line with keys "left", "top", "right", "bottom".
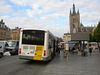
{"left": 89, "top": 33, "right": 95, "bottom": 42}
{"left": 94, "top": 22, "right": 100, "bottom": 42}
{"left": 89, "top": 22, "right": 100, "bottom": 42}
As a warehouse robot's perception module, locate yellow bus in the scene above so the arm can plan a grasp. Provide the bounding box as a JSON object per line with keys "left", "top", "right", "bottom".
{"left": 19, "top": 28, "right": 57, "bottom": 61}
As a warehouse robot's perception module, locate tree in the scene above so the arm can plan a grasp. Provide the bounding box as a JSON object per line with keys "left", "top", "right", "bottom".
{"left": 89, "top": 33, "right": 95, "bottom": 42}
{"left": 94, "top": 22, "right": 100, "bottom": 42}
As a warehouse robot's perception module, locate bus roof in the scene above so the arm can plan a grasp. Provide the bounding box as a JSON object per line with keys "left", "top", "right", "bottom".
{"left": 21, "top": 28, "right": 48, "bottom": 31}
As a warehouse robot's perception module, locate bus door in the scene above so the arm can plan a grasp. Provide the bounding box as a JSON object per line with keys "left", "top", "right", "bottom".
{"left": 53, "top": 40, "right": 55, "bottom": 56}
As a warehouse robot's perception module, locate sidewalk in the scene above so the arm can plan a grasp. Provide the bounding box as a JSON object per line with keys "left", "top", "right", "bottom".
{"left": 43, "top": 50, "right": 100, "bottom": 75}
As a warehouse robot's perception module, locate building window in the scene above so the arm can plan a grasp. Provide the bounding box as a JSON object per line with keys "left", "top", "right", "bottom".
{"left": 86, "top": 28, "right": 89, "bottom": 32}
{"left": 73, "top": 18, "right": 76, "bottom": 22}
{"left": 73, "top": 24, "right": 75, "bottom": 28}
{"left": 81, "top": 28, "right": 84, "bottom": 32}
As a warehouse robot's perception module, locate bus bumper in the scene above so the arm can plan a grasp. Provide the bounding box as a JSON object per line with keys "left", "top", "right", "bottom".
{"left": 19, "top": 55, "right": 50, "bottom": 61}
{"left": 19, "top": 55, "right": 33, "bottom": 60}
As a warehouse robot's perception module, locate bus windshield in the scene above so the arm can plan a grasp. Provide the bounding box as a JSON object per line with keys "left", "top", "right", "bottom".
{"left": 22, "top": 30, "right": 45, "bottom": 45}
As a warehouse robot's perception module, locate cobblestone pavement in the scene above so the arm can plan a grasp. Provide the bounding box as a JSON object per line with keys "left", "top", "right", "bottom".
{"left": 41, "top": 50, "right": 100, "bottom": 75}
{"left": 0, "top": 50, "right": 100, "bottom": 75}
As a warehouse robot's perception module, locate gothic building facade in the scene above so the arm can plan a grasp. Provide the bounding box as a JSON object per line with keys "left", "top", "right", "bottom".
{"left": 69, "top": 4, "right": 96, "bottom": 34}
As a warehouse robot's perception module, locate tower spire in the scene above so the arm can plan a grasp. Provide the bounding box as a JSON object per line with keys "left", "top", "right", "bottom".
{"left": 70, "top": 9, "right": 71, "bottom": 15}
{"left": 73, "top": 3, "right": 76, "bottom": 15}
{"left": 77, "top": 9, "right": 79, "bottom": 14}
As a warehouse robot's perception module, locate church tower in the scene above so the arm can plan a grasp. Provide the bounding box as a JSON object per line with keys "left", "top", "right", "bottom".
{"left": 69, "top": 4, "right": 80, "bottom": 33}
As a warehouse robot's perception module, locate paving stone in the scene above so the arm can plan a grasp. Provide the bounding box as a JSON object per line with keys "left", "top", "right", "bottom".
{"left": 43, "top": 50, "right": 100, "bottom": 75}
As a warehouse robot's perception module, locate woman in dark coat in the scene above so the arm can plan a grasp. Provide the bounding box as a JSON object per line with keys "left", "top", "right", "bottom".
{"left": 89, "top": 44, "right": 92, "bottom": 55}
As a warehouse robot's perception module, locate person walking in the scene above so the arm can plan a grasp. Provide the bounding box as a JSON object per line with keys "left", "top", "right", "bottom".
{"left": 89, "top": 44, "right": 92, "bottom": 55}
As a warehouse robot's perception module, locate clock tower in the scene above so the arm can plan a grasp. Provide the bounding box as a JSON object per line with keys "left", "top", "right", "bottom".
{"left": 69, "top": 4, "right": 80, "bottom": 33}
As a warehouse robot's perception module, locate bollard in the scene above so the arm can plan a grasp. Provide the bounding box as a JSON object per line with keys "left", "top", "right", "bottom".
{"left": 66, "top": 51, "right": 68, "bottom": 63}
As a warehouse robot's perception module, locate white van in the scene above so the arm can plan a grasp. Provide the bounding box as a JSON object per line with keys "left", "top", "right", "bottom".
{"left": 0, "top": 41, "right": 7, "bottom": 58}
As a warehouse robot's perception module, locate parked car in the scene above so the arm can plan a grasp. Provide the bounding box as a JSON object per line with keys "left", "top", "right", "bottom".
{"left": 0, "top": 41, "right": 7, "bottom": 58}
{"left": 4, "top": 40, "right": 19, "bottom": 55}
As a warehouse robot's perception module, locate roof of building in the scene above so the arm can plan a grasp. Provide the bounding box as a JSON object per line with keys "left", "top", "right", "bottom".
{"left": 78, "top": 26, "right": 94, "bottom": 32}
{"left": 64, "top": 33, "right": 89, "bottom": 41}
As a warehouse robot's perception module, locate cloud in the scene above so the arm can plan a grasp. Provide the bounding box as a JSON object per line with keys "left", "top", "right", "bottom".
{"left": 0, "top": 0, "right": 13, "bottom": 14}
{"left": 9, "top": 0, "right": 31, "bottom": 6}
{"left": 81, "top": 12, "right": 100, "bottom": 22}
{"left": 0, "top": 0, "right": 100, "bottom": 37}
{"left": 0, "top": 16, "right": 67, "bottom": 37}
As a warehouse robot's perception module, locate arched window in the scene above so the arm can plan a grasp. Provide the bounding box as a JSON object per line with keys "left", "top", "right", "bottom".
{"left": 86, "top": 28, "right": 89, "bottom": 31}
{"left": 81, "top": 28, "right": 84, "bottom": 32}
{"left": 73, "top": 24, "right": 75, "bottom": 28}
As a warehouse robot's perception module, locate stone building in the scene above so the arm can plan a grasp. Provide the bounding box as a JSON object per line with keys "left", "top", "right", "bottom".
{"left": 64, "top": 4, "right": 97, "bottom": 51}
{"left": 0, "top": 19, "right": 10, "bottom": 40}
{"left": 10, "top": 27, "right": 21, "bottom": 40}
{"left": 69, "top": 4, "right": 96, "bottom": 34}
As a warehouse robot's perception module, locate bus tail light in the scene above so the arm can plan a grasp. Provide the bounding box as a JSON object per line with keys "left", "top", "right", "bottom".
{"left": 44, "top": 50, "right": 46, "bottom": 56}
{"left": 19, "top": 48, "right": 21, "bottom": 54}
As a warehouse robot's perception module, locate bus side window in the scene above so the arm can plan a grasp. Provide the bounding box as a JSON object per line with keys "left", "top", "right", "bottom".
{"left": 49, "top": 43, "right": 52, "bottom": 49}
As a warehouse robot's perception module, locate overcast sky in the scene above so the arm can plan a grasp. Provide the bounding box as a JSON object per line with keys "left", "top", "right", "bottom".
{"left": 0, "top": 0, "right": 100, "bottom": 37}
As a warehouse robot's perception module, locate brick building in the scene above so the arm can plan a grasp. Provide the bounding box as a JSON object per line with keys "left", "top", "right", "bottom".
{"left": 0, "top": 19, "right": 10, "bottom": 40}
{"left": 10, "top": 27, "right": 21, "bottom": 40}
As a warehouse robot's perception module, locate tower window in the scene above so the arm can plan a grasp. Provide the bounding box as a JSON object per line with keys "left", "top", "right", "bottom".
{"left": 86, "top": 28, "right": 89, "bottom": 31}
{"left": 81, "top": 28, "right": 84, "bottom": 32}
{"left": 73, "top": 24, "right": 75, "bottom": 28}
{"left": 73, "top": 18, "right": 76, "bottom": 22}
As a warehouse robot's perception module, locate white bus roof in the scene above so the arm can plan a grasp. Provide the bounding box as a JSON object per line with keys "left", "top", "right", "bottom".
{"left": 21, "top": 28, "right": 48, "bottom": 31}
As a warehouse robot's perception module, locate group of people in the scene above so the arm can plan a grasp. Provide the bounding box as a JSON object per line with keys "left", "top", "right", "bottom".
{"left": 56, "top": 42, "right": 100, "bottom": 57}
{"left": 70, "top": 44, "right": 97, "bottom": 56}
{"left": 56, "top": 44, "right": 65, "bottom": 57}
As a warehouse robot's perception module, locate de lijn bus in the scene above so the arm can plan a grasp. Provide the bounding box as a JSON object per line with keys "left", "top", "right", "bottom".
{"left": 19, "top": 28, "right": 57, "bottom": 61}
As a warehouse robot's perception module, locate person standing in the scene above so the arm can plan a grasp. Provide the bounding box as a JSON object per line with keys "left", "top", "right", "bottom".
{"left": 98, "top": 43, "right": 100, "bottom": 52}
{"left": 93, "top": 44, "right": 95, "bottom": 52}
{"left": 56, "top": 44, "right": 60, "bottom": 57}
{"left": 78, "top": 45, "right": 81, "bottom": 55}
{"left": 89, "top": 44, "right": 92, "bottom": 55}
{"left": 72, "top": 46, "right": 76, "bottom": 54}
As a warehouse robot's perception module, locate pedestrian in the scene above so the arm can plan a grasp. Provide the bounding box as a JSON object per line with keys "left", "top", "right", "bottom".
{"left": 78, "top": 45, "right": 81, "bottom": 55}
{"left": 72, "top": 46, "right": 76, "bottom": 54}
{"left": 93, "top": 44, "right": 95, "bottom": 52}
{"left": 89, "top": 44, "right": 92, "bottom": 55}
{"left": 63, "top": 49, "right": 66, "bottom": 58}
{"left": 82, "top": 46, "right": 88, "bottom": 56}
{"left": 56, "top": 45, "right": 60, "bottom": 57}
{"left": 97, "top": 43, "right": 100, "bottom": 52}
